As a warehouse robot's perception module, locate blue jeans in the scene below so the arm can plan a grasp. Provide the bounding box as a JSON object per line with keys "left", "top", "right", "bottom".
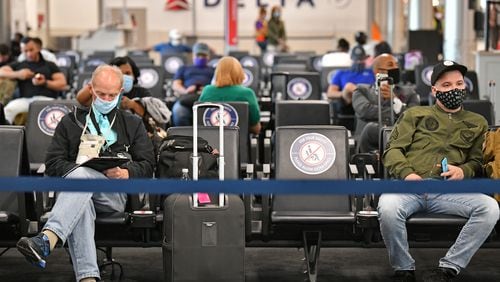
{"left": 377, "top": 193, "right": 499, "bottom": 274}
{"left": 171, "top": 100, "right": 192, "bottom": 126}
{"left": 43, "top": 167, "right": 127, "bottom": 281}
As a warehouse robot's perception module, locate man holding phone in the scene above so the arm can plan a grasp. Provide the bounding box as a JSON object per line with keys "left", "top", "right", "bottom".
{"left": 0, "top": 37, "right": 67, "bottom": 124}
{"left": 352, "top": 54, "right": 420, "bottom": 153}
{"left": 378, "top": 60, "right": 499, "bottom": 282}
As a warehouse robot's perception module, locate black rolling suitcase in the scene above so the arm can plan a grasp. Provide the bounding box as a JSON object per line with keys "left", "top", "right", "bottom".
{"left": 162, "top": 103, "right": 245, "bottom": 282}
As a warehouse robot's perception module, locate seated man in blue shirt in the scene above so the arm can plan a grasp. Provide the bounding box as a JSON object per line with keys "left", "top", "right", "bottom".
{"left": 327, "top": 46, "right": 375, "bottom": 118}
{"left": 171, "top": 42, "right": 215, "bottom": 126}
{"left": 327, "top": 46, "right": 375, "bottom": 105}
{"left": 150, "top": 29, "right": 192, "bottom": 55}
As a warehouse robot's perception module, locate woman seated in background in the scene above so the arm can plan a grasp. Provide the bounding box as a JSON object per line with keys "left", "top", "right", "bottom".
{"left": 198, "top": 56, "right": 261, "bottom": 134}
{"left": 76, "top": 56, "right": 150, "bottom": 117}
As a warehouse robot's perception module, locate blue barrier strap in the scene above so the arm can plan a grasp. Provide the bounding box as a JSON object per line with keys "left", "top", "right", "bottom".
{"left": 0, "top": 177, "right": 499, "bottom": 194}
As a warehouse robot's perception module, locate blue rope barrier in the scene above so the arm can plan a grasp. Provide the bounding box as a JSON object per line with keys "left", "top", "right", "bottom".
{"left": 0, "top": 177, "right": 499, "bottom": 194}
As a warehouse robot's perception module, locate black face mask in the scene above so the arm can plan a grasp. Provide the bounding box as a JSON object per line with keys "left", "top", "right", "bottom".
{"left": 387, "top": 68, "right": 400, "bottom": 85}
{"left": 435, "top": 88, "right": 466, "bottom": 110}
{"left": 379, "top": 67, "right": 400, "bottom": 84}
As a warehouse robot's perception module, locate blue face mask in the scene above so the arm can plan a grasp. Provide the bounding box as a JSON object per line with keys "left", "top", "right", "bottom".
{"left": 93, "top": 94, "right": 120, "bottom": 114}
{"left": 122, "top": 75, "right": 134, "bottom": 93}
{"left": 193, "top": 57, "right": 208, "bottom": 67}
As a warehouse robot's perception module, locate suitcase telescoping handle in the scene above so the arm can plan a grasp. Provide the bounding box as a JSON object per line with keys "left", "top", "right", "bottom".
{"left": 376, "top": 73, "right": 395, "bottom": 129}
{"left": 489, "top": 80, "right": 496, "bottom": 123}
{"left": 192, "top": 102, "right": 225, "bottom": 207}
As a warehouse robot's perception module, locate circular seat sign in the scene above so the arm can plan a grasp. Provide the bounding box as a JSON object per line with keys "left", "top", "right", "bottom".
{"left": 164, "top": 57, "right": 184, "bottom": 74}
{"left": 290, "top": 133, "right": 336, "bottom": 175}
{"left": 287, "top": 77, "right": 312, "bottom": 100}
{"left": 38, "top": 104, "right": 71, "bottom": 136}
{"left": 139, "top": 68, "right": 159, "bottom": 89}
{"left": 202, "top": 104, "right": 239, "bottom": 127}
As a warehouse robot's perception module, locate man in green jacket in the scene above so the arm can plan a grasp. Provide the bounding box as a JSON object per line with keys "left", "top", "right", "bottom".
{"left": 378, "top": 60, "right": 499, "bottom": 282}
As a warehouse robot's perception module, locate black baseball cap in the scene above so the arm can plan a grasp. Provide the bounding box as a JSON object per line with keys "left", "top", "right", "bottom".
{"left": 430, "top": 60, "right": 467, "bottom": 86}
{"left": 350, "top": 46, "right": 368, "bottom": 62}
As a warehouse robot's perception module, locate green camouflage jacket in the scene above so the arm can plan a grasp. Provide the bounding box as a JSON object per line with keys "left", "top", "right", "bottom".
{"left": 383, "top": 104, "right": 488, "bottom": 179}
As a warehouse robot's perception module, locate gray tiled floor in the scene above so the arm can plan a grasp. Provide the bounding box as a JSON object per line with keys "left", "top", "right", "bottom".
{"left": 1, "top": 247, "right": 499, "bottom": 281}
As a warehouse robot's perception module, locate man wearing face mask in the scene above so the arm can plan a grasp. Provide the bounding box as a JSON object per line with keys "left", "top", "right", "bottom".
{"left": 378, "top": 60, "right": 499, "bottom": 282}
{"left": 267, "top": 5, "right": 288, "bottom": 52}
{"left": 327, "top": 46, "right": 375, "bottom": 126}
{"left": 149, "top": 29, "right": 192, "bottom": 55}
{"left": 0, "top": 36, "right": 67, "bottom": 124}
{"left": 76, "top": 56, "right": 151, "bottom": 117}
{"left": 16, "top": 65, "right": 155, "bottom": 282}
{"left": 352, "top": 54, "right": 419, "bottom": 153}
{"left": 171, "top": 42, "right": 214, "bottom": 126}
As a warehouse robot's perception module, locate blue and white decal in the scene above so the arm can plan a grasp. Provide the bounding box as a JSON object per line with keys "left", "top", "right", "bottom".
{"left": 290, "top": 133, "right": 336, "bottom": 175}
{"left": 242, "top": 68, "right": 254, "bottom": 87}
{"left": 240, "top": 56, "right": 258, "bottom": 68}
{"left": 202, "top": 104, "right": 239, "bottom": 127}
{"left": 138, "top": 68, "right": 159, "bottom": 89}
{"left": 421, "top": 66, "right": 434, "bottom": 86}
{"left": 287, "top": 77, "right": 312, "bottom": 100}
{"left": 164, "top": 56, "right": 184, "bottom": 74}
{"left": 37, "top": 104, "right": 71, "bottom": 136}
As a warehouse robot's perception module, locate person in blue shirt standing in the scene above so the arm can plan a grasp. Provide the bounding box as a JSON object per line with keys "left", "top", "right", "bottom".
{"left": 149, "top": 29, "right": 192, "bottom": 55}
{"left": 170, "top": 42, "right": 214, "bottom": 126}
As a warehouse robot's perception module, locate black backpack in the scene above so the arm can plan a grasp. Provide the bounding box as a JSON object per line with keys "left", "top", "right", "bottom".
{"left": 156, "top": 135, "right": 219, "bottom": 179}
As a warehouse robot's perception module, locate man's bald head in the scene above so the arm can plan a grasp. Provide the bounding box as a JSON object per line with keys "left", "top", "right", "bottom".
{"left": 91, "top": 65, "right": 123, "bottom": 90}
{"left": 90, "top": 65, "right": 123, "bottom": 102}
{"left": 372, "top": 53, "right": 398, "bottom": 75}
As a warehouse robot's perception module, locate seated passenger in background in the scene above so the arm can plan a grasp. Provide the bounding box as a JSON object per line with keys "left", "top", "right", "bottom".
{"left": 327, "top": 46, "right": 375, "bottom": 118}
{"left": 199, "top": 56, "right": 261, "bottom": 134}
{"left": 0, "top": 36, "right": 67, "bottom": 125}
{"left": 0, "top": 44, "right": 17, "bottom": 107}
{"left": 77, "top": 56, "right": 151, "bottom": 117}
{"left": 16, "top": 65, "right": 155, "bottom": 282}
{"left": 321, "top": 37, "right": 351, "bottom": 68}
{"left": 17, "top": 37, "right": 57, "bottom": 64}
{"left": 0, "top": 44, "right": 14, "bottom": 67}
{"left": 148, "top": 29, "right": 192, "bottom": 55}
{"left": 352, "top": 53, "right": 419, "bottom": 153}
{"left": 171, "top": 42, "right": 214, "bottom": 126}
{"left": 10, "top": 32, "right": 23, "bottom": 58}
{"left": 374, "top": 41, "right": 393, "bottom": 57}
{"left": 378, "top": 60, "right": 499, "bottom": 282}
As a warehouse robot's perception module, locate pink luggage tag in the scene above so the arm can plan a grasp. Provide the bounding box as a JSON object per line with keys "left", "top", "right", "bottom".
{"left": 197, "top": 193, "right": 211, "bottom": 204}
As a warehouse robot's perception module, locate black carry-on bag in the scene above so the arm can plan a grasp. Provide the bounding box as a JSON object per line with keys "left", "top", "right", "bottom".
{"left": 163, "top": 103, "right": 245, "bottom": 282}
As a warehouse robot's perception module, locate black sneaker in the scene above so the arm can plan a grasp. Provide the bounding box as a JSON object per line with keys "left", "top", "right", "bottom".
{"left": 392, "top": 270, "right": 416, "bottom": 282}
{"left": 16, "top": 233, "right": 51, "bottom": 268}
{"left": 422, "top": 267, "right": 457, "bottom": 282}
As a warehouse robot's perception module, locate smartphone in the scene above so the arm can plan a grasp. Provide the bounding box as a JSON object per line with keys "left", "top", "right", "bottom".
{"left": 441, "top": 157, "right": 448, "bottom": 173}
{"left": 441, "top": 157, "right": 448, "bottom": 180}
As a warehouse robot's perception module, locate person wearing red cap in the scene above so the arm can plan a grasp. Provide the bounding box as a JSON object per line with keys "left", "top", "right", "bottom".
{"left": 378, "top": 60, "right": 499, "bottom": 282}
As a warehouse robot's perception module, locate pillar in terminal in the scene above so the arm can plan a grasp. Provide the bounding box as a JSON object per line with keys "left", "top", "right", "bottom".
{"left": 408, "top": 0, "right": 434, "bottom": 30}
{"left": 224, "top": 0, "right": 238, "bottom": 54}
{"left": 443, "top": 0, "right": 475, "bottom": 67}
